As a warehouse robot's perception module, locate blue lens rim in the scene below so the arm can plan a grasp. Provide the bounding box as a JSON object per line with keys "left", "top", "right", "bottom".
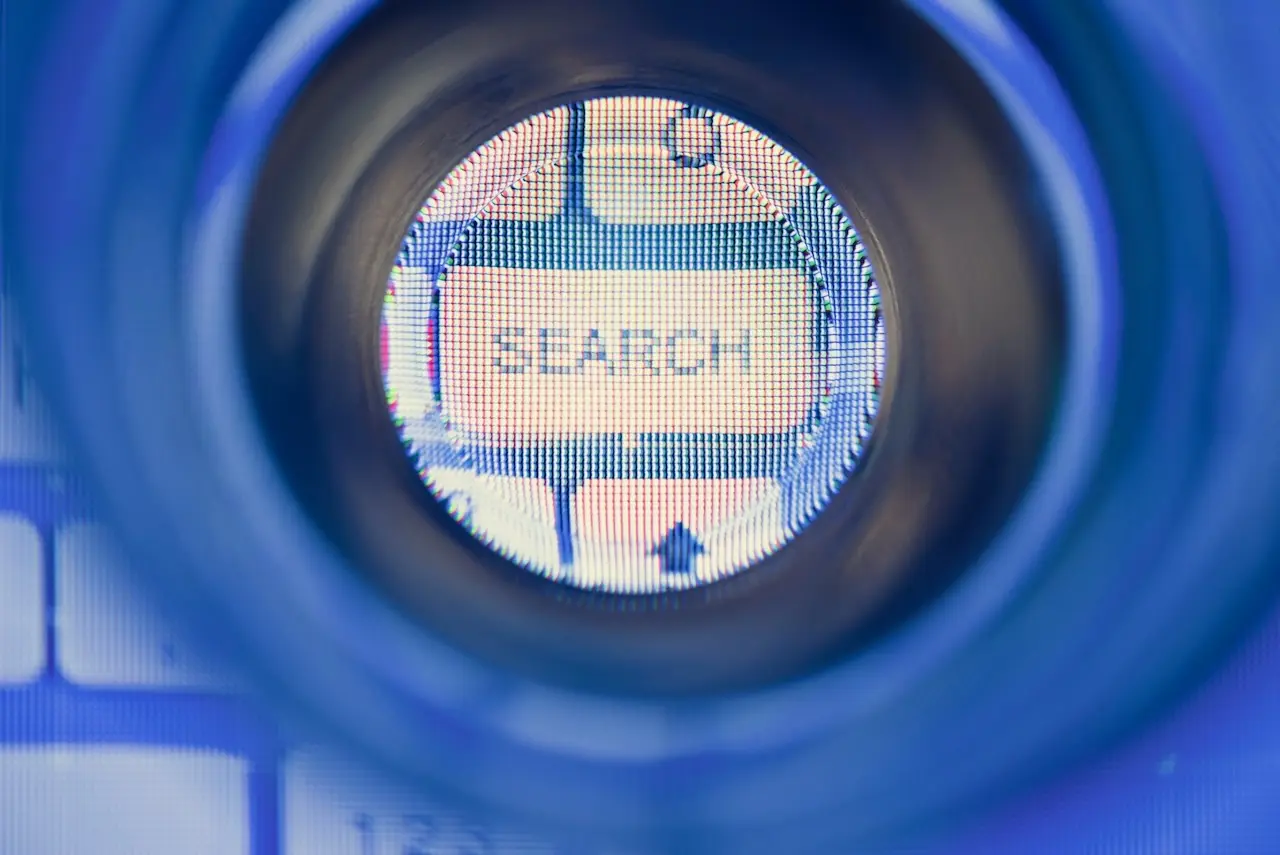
{"left": 178, "top": 0, "right": 1116, "bottom": 831}
{"left": 18, "top": 0, "right": 1275, "bottom": 849}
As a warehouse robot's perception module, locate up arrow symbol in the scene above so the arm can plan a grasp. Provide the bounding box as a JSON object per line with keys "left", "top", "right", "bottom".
{"left": 651, "top": 522, "right": 705, "bottom": 576}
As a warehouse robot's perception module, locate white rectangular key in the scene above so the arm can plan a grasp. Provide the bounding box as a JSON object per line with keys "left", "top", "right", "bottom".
{"left": 0, "top": 746, "right": 248, "bottom": 855}
{"left": 0, "top": 515, "right": 44, "bottom": 683}
{"left": 55, "top": 522, "right": 228, "bottom": 689}
{"left": 284, "top": 749, "right": 567, "bottom": 855}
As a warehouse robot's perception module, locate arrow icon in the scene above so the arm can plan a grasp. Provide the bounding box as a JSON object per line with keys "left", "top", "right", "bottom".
{"left": 651, "top": 522, "right": 705, "bottom": 576}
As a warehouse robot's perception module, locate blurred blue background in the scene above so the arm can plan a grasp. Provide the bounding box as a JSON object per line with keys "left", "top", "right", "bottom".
{"left": 4, "top": 0, "right": 1280, "bottom": 852}
{"left": 0, "top": 180, "right": 1278, "bottom": 855}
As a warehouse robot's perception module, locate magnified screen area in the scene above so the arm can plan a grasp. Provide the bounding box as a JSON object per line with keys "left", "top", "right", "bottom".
{"left": 382, "top": 96, "right": 885, "bottom": 594}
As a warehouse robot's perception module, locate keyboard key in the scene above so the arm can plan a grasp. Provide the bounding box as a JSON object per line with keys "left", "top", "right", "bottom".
{"left": 0, "top": 292, "right": 65, "bottom": 463}
{"left": 583, "top": 97, "right": 814, "bottom": 225}
{"left": 423, "top": 107, "right": 569, "bottom": 223}
{"left": 0, "top": 515, "right": 43, "bottom": 683}
{"left": 0, "top": 747, "right": 247, "bottom": 855}
{"left": 436, "top": 268, "right": 819, "bottom": 439}
{"left": 424, "top": 469, "right": 560, "bottom": 570}
{"left": 55, "top": 523, "right": 227, "bottom": 689}
{"left": 570, "top": 478, "right": 783, "bottom": 589}
{"left": 284, "top": 749, "right": 561, "bottom": 855}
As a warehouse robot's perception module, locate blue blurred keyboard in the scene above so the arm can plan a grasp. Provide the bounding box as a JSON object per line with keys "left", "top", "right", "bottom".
{"left": 0, "top": 285, "right": 563, "bottom": 855}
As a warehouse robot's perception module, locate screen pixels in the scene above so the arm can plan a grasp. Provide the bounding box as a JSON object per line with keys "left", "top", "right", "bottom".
{"left": 382, "top": 96, "right": 884, "bottom": 594}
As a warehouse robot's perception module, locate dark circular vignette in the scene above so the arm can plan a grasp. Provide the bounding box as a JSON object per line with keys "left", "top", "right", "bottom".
{"left": 238, "top": 0, "right": 1065, "bottom": 697}
{"left": 4, "top": 0, "right": 1280, "bottom": 854}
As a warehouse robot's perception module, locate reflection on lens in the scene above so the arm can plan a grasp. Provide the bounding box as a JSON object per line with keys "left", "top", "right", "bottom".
{"left": 381, "top": 96, "right": 884, "bottom": 594}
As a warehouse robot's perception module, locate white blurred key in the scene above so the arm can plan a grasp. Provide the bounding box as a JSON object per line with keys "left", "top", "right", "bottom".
{"left": 425, "top": 469, "right": 561, "bottom": 572}
{"left": 284, "top": 749, "right": 561, "bottom": 855}
{"left": 423, "top": 107, "right": 570, "bottom": 223}
{"left": 0, "top": 290, "right": 65, "bottom": 463}
{"left": 0, "top": 747, "right": 248, "bottom": 855}
{"left": 0, "top": 515, "right": 44, "bottom": 683}
{"left": 570, "top": 478, "right": 783, "bottom": 590}
{"left": 55, "top": 522, "right": 227, "bottom": 689}
{"left": 583, "top": 97, "right": 814, "bottom": 225}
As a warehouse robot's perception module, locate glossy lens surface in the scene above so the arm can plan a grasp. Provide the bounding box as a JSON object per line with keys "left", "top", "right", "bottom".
{"left": 382, "top": 96, "right": 884, "bottom": 593}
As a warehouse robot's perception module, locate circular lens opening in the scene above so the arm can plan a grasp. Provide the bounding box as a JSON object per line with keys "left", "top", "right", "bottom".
{"left": 244, "top": 0, "right": 1066, "bottom": 692}
{"left": 381, "top": 95, "right": 885, "bottom": 595}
